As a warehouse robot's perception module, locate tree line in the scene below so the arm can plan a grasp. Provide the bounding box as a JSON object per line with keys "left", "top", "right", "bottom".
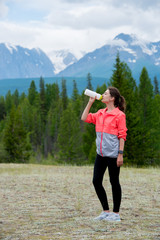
{"left": 0, "top": 54, "right": 160, "bottom": 166}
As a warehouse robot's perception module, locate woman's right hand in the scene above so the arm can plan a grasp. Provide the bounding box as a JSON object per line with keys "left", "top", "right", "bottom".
{"left": 89, "top": 97, "right": 96, "bottom": 104}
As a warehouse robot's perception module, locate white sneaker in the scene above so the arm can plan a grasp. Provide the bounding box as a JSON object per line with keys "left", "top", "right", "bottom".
{"left": 94, "top": 211, "right": 111, "bottom": 221}
{"left": 104, "top": 212, "right": 121, "bottom": 221}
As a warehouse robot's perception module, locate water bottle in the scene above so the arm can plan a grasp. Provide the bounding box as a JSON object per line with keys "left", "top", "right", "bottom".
{"left": 84, "top": 89, "right": 102, "bottom": 100}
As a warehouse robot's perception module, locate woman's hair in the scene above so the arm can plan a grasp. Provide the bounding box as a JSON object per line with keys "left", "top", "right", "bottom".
{"left": 108, "top": 87, "right": 126, "bottom": 112}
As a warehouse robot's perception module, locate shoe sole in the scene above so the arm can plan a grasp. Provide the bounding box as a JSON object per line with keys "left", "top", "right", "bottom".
{"left": 104, "top": 219, "right": 121, "bottom": 222}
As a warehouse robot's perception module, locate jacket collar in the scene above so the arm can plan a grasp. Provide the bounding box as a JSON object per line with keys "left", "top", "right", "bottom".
{"left": 100, "top": 107, "right": 120, "bottom": 115}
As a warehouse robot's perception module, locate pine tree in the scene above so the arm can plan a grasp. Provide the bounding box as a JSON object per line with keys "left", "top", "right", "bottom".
{"left": 138, "top": 67, "right": 153, "bottom": 127}
{"left": 43, "top": 83, "right": 60, "bottom": 157}
{"left": 72, "top": 80, "right": 78, "bottom": 101}
{"left": 44, "top": 99, "right": 62, "bottom": 157}
{"left": 61, "top": 79, "right": 68, "bottom": 110}
{"left": 46, "top": 82, "right": 59, "bottom": 110}
{"left": 13, "top": 89, "right": 19, "bottom": 107}
{"left": 57, "top": 103, "right": 84, "bottom": 162}
{"left": 5, "top": 90, "right": 13, "bottom": 113}
{"left": 135, "top": 67, "right": 154, "bottom": 165}
{"left": 19, "top": 92, "right": 26, "bottom": 104}
{"left": 110, "top": 52, "right": 123, "bottom": 89}
{"left": 4, "top": 105, "right": 31, "bottom": 162}
{"left": 86, "top": 73, "right": 93, "bottom": 90}
{"left": 31, "top": 106, "right": 42, "bottom": 151}
{"left": 0, "top": 96, "right": 6, "bottom": 120}
{"left": 151, "top": 94, "right": 160, "bottom": 164}
{"left": 72, "top": 80, "right": 81, "bottom": 117}
{"left": 153, "top": 76, "right": 159, "bottom": 95}
{"left": 83, "top": 123, "right": 96, "bottom": 159}
{"left": 39, "top": 77, "right": 47, "bottom": 124}
{"left": 50, "top": 100, "right": 63, "bottom": 154}
{"left": 28, "top": 80, "right": 37, "bottom": 105}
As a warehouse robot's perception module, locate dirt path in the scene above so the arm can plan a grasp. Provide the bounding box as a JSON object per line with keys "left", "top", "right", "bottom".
{"left": 0, "top": 164, "right": 160, "bottom": 240}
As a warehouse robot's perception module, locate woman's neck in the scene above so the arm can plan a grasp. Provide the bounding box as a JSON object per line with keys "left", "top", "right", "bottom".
{"left": 106, "top": 103, "right": 115, "bottom": 112}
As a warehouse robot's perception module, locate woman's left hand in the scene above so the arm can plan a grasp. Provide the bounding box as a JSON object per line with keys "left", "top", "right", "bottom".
{"left": 117, "top": 154, "right": 123, "bottom": 167}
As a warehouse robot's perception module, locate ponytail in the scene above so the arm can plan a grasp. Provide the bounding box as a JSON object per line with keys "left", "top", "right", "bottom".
{"left": 119, "top": 95, "right": 126, "bottom": 112}
{"left": 108, "top": 87, "right": 126, "bottom": 113}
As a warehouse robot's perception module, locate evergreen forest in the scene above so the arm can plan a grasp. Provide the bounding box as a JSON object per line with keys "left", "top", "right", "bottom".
{"left": 0, "top": 54, "right": 160, "bottom": 166}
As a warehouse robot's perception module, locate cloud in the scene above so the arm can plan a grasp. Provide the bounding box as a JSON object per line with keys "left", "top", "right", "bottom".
{"left": 0, "top": 0, "right": 8, "bottom": 18}
{"left": 45, "top": 0, "right": 160, "bottom": 37}
{"left": 110, "top": 0, "right": 160, "bottom": 10}
{"left": 4, "top": 0, "right": 160, "bottom": 32}
{"left": 6, "top": 0, "right": 160, "bottom": 13}
{"left": 46, "top": 4, "right": 131, "bottom": 29}
{"left": 0, "top": 0, "right": 160, "bottom": 56}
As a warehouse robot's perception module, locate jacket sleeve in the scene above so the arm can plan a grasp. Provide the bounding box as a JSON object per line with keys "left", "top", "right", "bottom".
{"left": 85, "top": 112, "right": 97, "bottom": 125}
{"left": 117, "top": 113, "right": 127, "bottom": 141}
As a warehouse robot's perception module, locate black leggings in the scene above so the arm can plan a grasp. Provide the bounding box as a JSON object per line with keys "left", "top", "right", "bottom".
{"left": 93, "top": 154, "right": 122, "bottom": 212}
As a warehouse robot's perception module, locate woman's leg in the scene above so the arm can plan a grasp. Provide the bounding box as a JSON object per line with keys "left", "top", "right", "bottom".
{"left": 92, "top": 154, "right": 109, "bottom": 211}
{"left": 107, "top": 158, "right": 122, "bottom": 213}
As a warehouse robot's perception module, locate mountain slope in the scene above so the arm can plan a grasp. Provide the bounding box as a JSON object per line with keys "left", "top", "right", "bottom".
{"left": 58, "top": 33, "right": 160, "bottom": 82}
{"left": 0, "top": 43, "right": 55, "bottom": 79}
{"left": 47, "top": 49, "right": 78, "bottom": 74}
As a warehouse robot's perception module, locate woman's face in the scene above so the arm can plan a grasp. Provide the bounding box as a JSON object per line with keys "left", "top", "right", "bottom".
{"left": 101, "top": 89, "right": 114, "bottom": 104}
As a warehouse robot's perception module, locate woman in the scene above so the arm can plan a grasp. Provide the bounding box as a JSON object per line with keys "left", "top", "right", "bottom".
{"left": 81, "top": 87, "right": 127, "bottom": 221}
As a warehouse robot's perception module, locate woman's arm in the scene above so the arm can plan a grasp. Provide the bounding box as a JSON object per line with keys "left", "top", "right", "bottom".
{"left": 117, "top": 138, "right": 125, "bottom": 167}
{"left": 81, "top": 97, "right": 95, "bottom": 121}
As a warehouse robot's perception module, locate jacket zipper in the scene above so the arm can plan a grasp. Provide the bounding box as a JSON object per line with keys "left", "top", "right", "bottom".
{"left": 100, "top": 113, "right": 106, "bottom": 156}
{"left": 100, "top": 132, "right": 103, "bottom": 156}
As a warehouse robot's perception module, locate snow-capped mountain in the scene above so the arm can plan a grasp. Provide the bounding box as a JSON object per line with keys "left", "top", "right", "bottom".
{"left": 1, "top": 34, "right": 160, "bottom": 82}
{"left": 58, "top": 33, "right": 160, "bottom": 82}
{"left": 0, "top": 43, "right": 55, "bottom": 79}
{"left": 47, "top": 49, "right": 78, "bottom": 74}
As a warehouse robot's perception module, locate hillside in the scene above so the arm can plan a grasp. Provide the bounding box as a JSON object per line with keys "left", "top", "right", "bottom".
{"left": 0, "top": 33, "right": 160, "bottom": 83}
{"left": 58, "top": 33, "right": 160, "bottom": 82}
{"left": 0, "top": 43, "right": 55, "bottom": 79}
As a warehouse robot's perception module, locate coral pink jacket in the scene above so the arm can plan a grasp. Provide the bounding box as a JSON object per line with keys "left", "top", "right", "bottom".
{"left": 85, "top": 107, "right": 127, "bottom": 157}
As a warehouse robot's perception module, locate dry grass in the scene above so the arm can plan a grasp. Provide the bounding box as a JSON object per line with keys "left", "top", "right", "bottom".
{"left": 0, "top": 164, "right": 160, "bottom": 240}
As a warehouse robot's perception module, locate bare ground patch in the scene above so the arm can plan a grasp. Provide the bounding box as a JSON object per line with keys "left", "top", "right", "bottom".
{"left": 0, "top": 164, "right": 160, "bottom": 240}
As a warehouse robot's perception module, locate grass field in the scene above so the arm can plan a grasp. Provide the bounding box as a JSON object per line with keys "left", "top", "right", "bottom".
{"left": 0, "top": 164, "right": 160, "bottom": 240}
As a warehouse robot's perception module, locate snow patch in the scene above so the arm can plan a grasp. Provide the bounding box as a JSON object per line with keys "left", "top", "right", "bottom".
{"left": 121, "top": 47, "right": 137, "bottom": 57}
{"left": 155, "top": 58, "right": 160, "bottom": 66}
{"left": 5, "top": 43, "right": 17, "bottom": 54}
{"left": 47, "top": 49, "right": 78, "bottom": 74}
{"left": 131, "top": 39, "right": 156, "bottom": 56}
{"left": 142, "top": 47, "right": 154, "bottom": 56}
{"left": 35, "top": 48, "right": 42, "bottom": 55}
{"left": 151, "top": 45, "right": 158, "bottom": 53}
{"left": 48, "top": 51, "right": 68, "bottom": 74}
{"left": 25, "top": 51, "right": 30, "bottom": 56}
{"left": 68, "top": 61, "right": 74, "bottom": 65}
{"left": 109, "top": 39, "right": 128, "bottom": 48}
{"left": 128, "top": 58, "right": 136, "bottom": 63}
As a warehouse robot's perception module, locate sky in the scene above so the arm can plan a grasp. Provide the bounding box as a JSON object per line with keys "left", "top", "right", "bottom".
{"left": 0, "top": 0, "right": 160, "bottom": 58}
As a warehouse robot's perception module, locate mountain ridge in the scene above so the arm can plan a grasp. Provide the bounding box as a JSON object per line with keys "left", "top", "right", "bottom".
{"left": 0, "top": 33, "right": 160, "bottom": 83}
{"left": 0, "top": 43, "right": 55, "bottom": 79}
{"left": 57, "top": 33, "right": 160, "bottom": 82}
